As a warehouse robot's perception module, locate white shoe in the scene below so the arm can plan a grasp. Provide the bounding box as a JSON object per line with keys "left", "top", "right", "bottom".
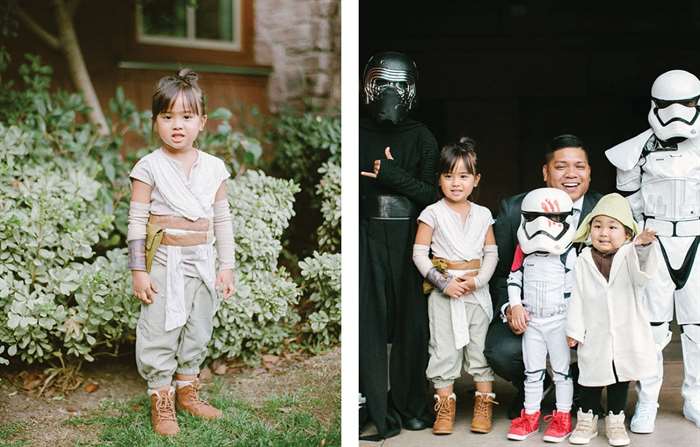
{"left": 630, "top": 401, "right": 658, "bottom": 434}
{"left": 683, "top": 400, "right": 700, "bottom": 428}
{"left": 359, "top": 393, "right": 366, "bottom": 409}
{"left": 569, "top": 409, "right": 598, "bottom": 445}
{"left": 605, "top": 411, "right": 630, "bottom": 447}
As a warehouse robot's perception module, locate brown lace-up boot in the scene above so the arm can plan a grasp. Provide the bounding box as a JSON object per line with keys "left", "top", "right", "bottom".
{"left": 176, "top": 378, "right": 223, "bottom": 419}
{"left": 149, "top": 387, "right": 179, "bottom": 436}
{"left": 471, "top": 391, "right": 498, "bottom": 433}
{"left": 432, "top": 393, "right": 456, "bottom": 435}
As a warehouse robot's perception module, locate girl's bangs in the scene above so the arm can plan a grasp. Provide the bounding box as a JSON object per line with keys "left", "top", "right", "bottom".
{"left": 444, "top": 152, "right": 477, "bottom": 175}
{"left": 167, "top": 88, "right": 202, "bottom": 115}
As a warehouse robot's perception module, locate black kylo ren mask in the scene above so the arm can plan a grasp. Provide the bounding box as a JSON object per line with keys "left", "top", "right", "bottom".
{"left": 363, "top": 51, "right": 417, "bottom": 125}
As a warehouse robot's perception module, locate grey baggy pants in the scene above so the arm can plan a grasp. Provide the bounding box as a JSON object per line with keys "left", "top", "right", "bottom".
{"left": 426, "top": 291, "right": 495, "bottom": 389}
{"left": 135, "top": 263, "right": 219, "bottom": 389}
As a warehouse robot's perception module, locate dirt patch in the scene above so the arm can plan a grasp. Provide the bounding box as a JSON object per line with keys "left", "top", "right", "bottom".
{"left": 0, "top": 347, "right": 340, "bottom": 447}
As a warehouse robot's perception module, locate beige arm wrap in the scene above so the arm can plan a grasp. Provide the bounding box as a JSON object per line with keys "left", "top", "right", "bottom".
{"left": 213, "top": 200, "right": 235, "bottom": 270}
{"left": 473, "top": 244, "right": 498, "bottom": 289}
{"left": 127, "top": 201, "right": 150, "bottom": 241}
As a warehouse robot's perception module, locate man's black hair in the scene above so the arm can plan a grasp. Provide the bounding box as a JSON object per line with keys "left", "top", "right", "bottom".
{"left": 544, "top": 134, "right": 588, "bottom": 163}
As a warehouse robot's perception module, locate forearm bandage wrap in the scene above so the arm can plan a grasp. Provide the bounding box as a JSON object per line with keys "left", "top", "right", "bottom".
{"left": 412, "top": 244, "right": 433, "bottom": 277}
{"left": 128, "top": 240, "right": 147, "bottom": 271}
{"left": 127, "top": 201, "right": 150, "bottom": 271}
{"left": 413, "top": 244, "right": 453, "bottom": 292}
{"left": 213, "top": 200, "right": 235, "bottom": 270}
{"left": 474, "top": 245, "right": 498, "bottom": 288}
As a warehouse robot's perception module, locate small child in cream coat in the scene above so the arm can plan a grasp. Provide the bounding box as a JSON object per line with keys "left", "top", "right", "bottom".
{"left": 566, "top": 193, "right": 657, "bottom": 446}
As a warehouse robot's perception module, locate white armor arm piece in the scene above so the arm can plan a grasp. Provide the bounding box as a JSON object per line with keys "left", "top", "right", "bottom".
{"left": 616, "top": 166, "right": 645, "bottom": 223}
{"left": 507, "top": 268, "right": 523, "bottom": 308}
{"left": 605, "top": 129, "right": 651, "bottom": 223}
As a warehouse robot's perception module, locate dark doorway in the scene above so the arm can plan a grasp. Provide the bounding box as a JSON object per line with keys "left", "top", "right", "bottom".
{"left": 360, "top": 1, "right": 700, "bottom": 210}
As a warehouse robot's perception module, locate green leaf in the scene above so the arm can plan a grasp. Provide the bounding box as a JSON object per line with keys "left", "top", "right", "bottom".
{"left": 209, "top": 107, "right": 232, "bottom": 121}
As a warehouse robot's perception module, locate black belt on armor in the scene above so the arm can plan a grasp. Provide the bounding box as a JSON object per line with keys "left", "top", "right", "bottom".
{"left": 368, "top": 195, "right": 416, "bottom": 219}
{"left": 656, "top": 236, "right": 700, "bottom": 290}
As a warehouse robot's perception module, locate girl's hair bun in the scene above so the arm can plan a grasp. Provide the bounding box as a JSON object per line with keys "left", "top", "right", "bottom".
{"left": 458, "top": 136, "right": 476, "bottom": 151}
{"left": 176, "top": 68, "right": 199, "bottom": 84}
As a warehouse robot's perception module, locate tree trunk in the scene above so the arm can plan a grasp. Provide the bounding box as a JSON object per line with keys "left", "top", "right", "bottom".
{"left": 52, "top": 0, "right": 108, "bottom": 135}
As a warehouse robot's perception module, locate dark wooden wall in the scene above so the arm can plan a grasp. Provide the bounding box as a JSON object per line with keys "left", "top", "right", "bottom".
{"left": 360, "top": 1, "right": 700, "bottom": 211}
{"left": 4, "top": 0, "right": 269, "bottom": 135}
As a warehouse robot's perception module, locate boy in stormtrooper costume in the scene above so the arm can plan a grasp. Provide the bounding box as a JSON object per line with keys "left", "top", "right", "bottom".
{"left": 605, "top": 69, "right": 700, "bottom": 432}
{"left": 506, "top": 188, "right": 576, "bottom": 442}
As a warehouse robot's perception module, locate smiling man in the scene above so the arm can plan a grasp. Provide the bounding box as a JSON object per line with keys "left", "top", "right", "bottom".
{"left": 483, "top": 134, "right": 602, "bottom": 419}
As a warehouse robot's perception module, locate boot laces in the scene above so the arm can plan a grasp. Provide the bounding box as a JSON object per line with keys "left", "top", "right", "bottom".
{"left": 475, "top": 395, "right": 498, "bottom": 417}
{"left": 434, "top": 396, "right": 453, "bottom": 423}
{"left": 544, "top": 411, "right": 566, "bottom": 431}
{"left": 186, "top": 381, "right": 211, "bottom": 406}
{"left": 155, "top": 392, "right": 176, "bottom": 422}
{"left": 512, "top": 411, "right": 537, "bottom": 431}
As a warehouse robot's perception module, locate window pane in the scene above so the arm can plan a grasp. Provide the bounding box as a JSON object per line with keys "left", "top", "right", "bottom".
{"left": 141, "top": 0, "right": 187, "bottom": 38}
{"left": 195, "top": 0, "right": 234, "bottom": 41}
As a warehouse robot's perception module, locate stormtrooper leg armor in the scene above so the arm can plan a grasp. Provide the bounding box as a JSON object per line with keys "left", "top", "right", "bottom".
{"left": 634, "top": 237, "right": 700, "bottom": 430}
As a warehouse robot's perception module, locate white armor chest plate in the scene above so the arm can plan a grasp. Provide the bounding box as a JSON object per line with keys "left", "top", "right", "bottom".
{"left": 522, "top": 254, "right": 569, "bottom": 316}
{"left": 641, "top": 142, "right": 700, "bottom": 222}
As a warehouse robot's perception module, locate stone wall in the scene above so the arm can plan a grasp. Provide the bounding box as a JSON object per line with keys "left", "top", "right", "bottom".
{"left": 254, "top": 0, "right": 340, "bottom": 111}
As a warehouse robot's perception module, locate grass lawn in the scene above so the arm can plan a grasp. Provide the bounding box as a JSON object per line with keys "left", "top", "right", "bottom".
{"left": 0, "top": 349, "right": 340, "bottom": 447}
{"left": 65, "top": 379, "right": 339, "bottom": 446}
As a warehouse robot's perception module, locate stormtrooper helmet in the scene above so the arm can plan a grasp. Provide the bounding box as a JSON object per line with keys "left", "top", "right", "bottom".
{"left": 517, "top": 188, "right": 575, "bottom": 255}
{"left": 648, "top": 69, "right": 700, "bottom": 142}
{"left": 363, "top": 51, "right": 417, "bottom": 125}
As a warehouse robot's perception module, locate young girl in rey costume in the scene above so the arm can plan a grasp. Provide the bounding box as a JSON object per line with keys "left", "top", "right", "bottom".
{"left": 127, "top": 69, "right": 235, "bottom": 436}
{"left": 412, "top": 138, "right": 499, "bottom": 435}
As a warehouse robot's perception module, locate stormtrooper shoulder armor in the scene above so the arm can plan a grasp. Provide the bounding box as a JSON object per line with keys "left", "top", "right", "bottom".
{"left": 605, "top": 129, "right": 655, "bottom": 171}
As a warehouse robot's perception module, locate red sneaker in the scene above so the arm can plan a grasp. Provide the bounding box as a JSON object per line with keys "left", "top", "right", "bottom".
{"left": 543, "top": 410, "right": 572, "bottom": 443}
{"left": 507, "top": 410, "right": 540, "bottom": 440}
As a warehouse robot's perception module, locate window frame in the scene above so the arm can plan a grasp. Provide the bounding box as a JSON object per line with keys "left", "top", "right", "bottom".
{"left": 135, "top": 0, "right": 243, "bottom": 52}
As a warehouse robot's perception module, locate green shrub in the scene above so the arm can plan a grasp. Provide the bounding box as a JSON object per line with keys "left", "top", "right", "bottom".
{"left": 270, "top": 110, "right": 340, "bottom": 190}
{"left": 0, "top": 55, "right": 303, "bottom": 366}
{"left": 298, "top": 252, "right": 341, "bottom": 351}
{"left": 295, "top": 160, "right": 341, "bottom": 353}
{"left": 0, "top": 166, "right": 302, "bottom": 366}
{"left": 268, "top": 109, "right": 341, "bottom": 267}
{"left": 210, "top": 171, "right": 302, "bottom": 362}
{"left": 0, "top": 123, "right": 116, "bottom": 364}
{"left": 316, "top": 161, "right": 341, "bottom": 253}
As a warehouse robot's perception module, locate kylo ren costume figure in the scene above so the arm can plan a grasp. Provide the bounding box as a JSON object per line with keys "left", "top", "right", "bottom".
{"left": 359, "top": 51, "right": 438, "bottom": 440}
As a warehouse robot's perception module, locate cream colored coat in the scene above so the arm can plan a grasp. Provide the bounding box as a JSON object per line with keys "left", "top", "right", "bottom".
{"left": 566, "top": 242, "right": 657, "bottom": 386}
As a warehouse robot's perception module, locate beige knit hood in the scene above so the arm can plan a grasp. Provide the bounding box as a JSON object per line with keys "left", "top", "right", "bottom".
{"left": 573, "top": 193, "right": 639, "bottom": 243}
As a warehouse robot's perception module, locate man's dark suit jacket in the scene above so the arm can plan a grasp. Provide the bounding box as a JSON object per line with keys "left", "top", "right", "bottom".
{"left": 489, "top": 190, "right": 604, "bottom": 317}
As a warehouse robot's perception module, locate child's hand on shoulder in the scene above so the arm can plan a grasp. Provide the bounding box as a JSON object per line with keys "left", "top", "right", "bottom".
{"left": 634, "top": 228, "right": 657, "bottom": 246}
{"left": 132, "top": 271, "right": 157, "bottom": 304}
{"left": 567, "top": 336, "right": 579, "bottom": 348}
{"left": 216, "top": 269, "right": 236, "bottom": 300}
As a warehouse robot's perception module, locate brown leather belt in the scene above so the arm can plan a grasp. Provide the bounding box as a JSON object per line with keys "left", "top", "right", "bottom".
{"left": 161, "top": 232, "right": 211, "bottom": 246}
{"left": 433, "top": 257, "right": 481, "bottom": 270}
{"left": 149, "top": 215, "right": 210, "bottom": 231}
{"left": 148, "top": 215, "right": 212, "bottom": 247}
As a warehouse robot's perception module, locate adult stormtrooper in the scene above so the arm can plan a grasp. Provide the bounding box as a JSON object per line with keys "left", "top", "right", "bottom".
{"left": 606, "top": 69, "right": 700, "bottom": 432}
{"left": 359, "top": 52, "right": 439, "bottom": 439}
